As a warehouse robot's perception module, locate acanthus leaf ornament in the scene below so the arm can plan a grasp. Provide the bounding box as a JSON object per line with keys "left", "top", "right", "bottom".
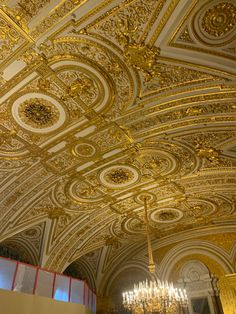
{"left": 62, "top": 74, "right": 95, "bottom": 100}
{"left": 0, "top": 129, "right": 17, "bottom": 146}
{"left": 123, "top": 40, "right": 160, "bottom": 81}
{"left": 107, "top": 10, "right": 161, "bottom": 81}
{"left": 195, "top": 142, "right": 221, "bottom": 163}
{"left": 45, "top": 206, "right": 66, "bottom": 220}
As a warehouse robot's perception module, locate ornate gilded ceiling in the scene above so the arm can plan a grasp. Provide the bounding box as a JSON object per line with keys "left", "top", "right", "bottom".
{"left": 0, "top": 0, "right": 236, "bottom": 294}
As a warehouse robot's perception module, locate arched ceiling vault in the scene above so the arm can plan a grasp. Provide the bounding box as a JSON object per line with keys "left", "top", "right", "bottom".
{"left": 0, "top": 0, "right": 235, "bottom": 280}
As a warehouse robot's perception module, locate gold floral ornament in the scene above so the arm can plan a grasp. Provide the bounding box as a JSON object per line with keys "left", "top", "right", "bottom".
{"left": 75, "top": 144, "right": 94, "bottom": 156}
{"left": 77, "top": 185, "right": 99, "bottom": 198}
{"left": 19, "top": 98, "right": 60, "bottom": 128}
{"left": 0, "top": 14, "right": 23, "bottom": 60}
{"left": 61, "top": 73, "right": 97, "bottom": 103}
{"left": 150, "top": 208, "right": 182, "bottom": 224}
{"left": 15, "top": 0, "right": 51, "bottom": 22}
{"left": 104, "top": 235, "right": 120, "bottom": 249}
{"left": 202, "top": 2, "right": 236, "bottom": 37}
{"left": 0, "top": 129, "right": 17, "bottom": 146}
{"left": 37, "top": 78, "right": 51, "bottom": 90}
{"left": 45, "top": 205, "right": 65, "bottom": 219}
{"left": 1, "top": 5, "right": 28, "bottom": 33}
{"left": 124, "top": 42, "right": 160, "bottom": 81}
{"left": 23, "top": 228, "right": 38, "bottom": 237}
{"left": 195, "top": 142, "right": 221, "bottom": 163}
{"left": 72, "top": 143, "right": 97, "bottom": 158}
{"left": 106, "top": 8, "right": 161, "bottom": 82}
{"left": 143, "top": 156, "right": 162, "bottom": 170}
{"left": 105, "top": 168, "right": 134, "bottom": 185}
{"left": 158, "top": 210, "right": 178, "bottom": 221}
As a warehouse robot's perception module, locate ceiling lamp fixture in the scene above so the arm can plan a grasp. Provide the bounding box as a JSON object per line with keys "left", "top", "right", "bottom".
{"left": 122, "top": 197, "right": 188, "bottom": 313}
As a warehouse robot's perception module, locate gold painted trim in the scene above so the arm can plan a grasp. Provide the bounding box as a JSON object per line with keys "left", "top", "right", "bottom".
{"left": 148, "top": 0, "right": 181, "bottom": 46}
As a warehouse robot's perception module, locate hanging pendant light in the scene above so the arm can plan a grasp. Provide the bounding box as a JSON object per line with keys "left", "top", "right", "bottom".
{"left": 122, "top": 197, "right": 188, "bottom": 314}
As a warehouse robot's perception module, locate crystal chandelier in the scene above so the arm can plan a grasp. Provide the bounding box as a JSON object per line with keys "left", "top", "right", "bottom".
{"left": 122, "top": 279, "right": 188, "bottom": 314}
{"left": 122, "top": 196, "right": 188, "bottom": 314}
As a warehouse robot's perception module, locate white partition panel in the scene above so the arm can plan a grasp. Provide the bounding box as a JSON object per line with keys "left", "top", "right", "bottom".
{"left": 53, "top": 274, "right": 70, "bottom": 302}
{"left": 92, "top": 292, "right": 96, "bottom": 313}
{"left": 84, "top": 282, "right": 89, "bottom": 308}
{"left": 13, "top": 264, "right": 36, "bottom": 294}
{"left": 0, "top": 258, "right": 17, "bottom": 290}
{"left": 0, "top": 257, "right": 96, "bottom": 312}
{"left": 70, "top": 279, "right": 84, "bottom": 304}
{"left": 35, "top": 269, "right": 54, "bottom": 298}
{"left": 89, "top": 289, "right": 93, "bottom": 311}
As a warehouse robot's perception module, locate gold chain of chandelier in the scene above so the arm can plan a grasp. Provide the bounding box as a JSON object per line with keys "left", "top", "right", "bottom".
{"left": 143, "top": 197, "right": 155, "bottom": 273}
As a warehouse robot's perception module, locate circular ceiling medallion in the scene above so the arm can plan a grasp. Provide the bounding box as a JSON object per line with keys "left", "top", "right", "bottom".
{"left": 121, "top": 217, "right": 146, "bottom": 236}
{"left": 150, "top": 208, "right": 183, "bottom": 224}
{"left": 19, "top": 98, "right": 59, "bottom": 128}
{"left": 99, "top": 165, "right": 140, "bottom": 189}
{"left": 134, "top": 191, "right": 156, "bottom": 205}
{"left": 68, "top": 180, "right": 103, "bottom": 203}
{"left": 202, "top": 2, "right": 236, "bottom": 37}
{"left": 57, "top": 70, "right": 99, "bottom": 105}
{"left": 187, "top": 199, "right": 216, "bottom": 216}
{"left": 21, "top": 226, "right": 41, "bottom": 239}
{"left": 53, "top": 60, "right": 115, "bottom": 112}
{"left": 11, "top": 93, "right": 66, "bottom": 133}
{"left": 72, "top": 142, "right": 97, "bottom": 158}
{"left": 192, "top": 1, "right": 236, "bottom": 45}
{"left": 140, "top": 150, "right": 177, "bottom": 176}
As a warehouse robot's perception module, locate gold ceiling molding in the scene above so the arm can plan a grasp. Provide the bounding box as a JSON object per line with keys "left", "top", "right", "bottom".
{"left": 197, "top": 233, "right": 236, "bottom": 253}
{"left": 0, "top": 222, "right": 46, "bottom": 265}
{"left": 0, "top": 8, "right": 33, "bottom": 72}
{"left": 0, "top": 169, "right": 54, "bottom": 221}
{"left": 148, "top": 0, "right": 181, "bottom": 46}
{"left": 41, "top": 37, "right": 135, "bottom": 117}
{"left": 178, "top": 26, "right": 194, "bottom": 44}
{"left": 169, "top": 0, "right": 236, "bottom": 60}
{"left": 97, "top": 225, "right": 236, "bottom": 278}
{"left": 139, "top": 62, "right": 221, "bottom": 96}
{"left": 87, "top": 0, "right": 162, "bottom": 46}
{"left": 126, "top": 89, "right": 236, "bottom": 121}
{"left": 45, "top": 216, "right": 109, "bottom": 271}
{"left": 55, "top": 62, "right": 113, "bottom": 112}
{"left": 153, "top": 242, "right": 178, "bottom": 266}
{"left": 67, "top": 179, "right": 104, "bottom": 204}
{"left": 169, "top": 253, "right": 226, "bottom": 282}
{"left": 30, "top": 0, "right": 89, "bottom": 39}
{"left": 71, "top": 140, "right": 98, "bottom": 159}
{"left": 5, "top": 0, "right": 51, "bottom": 25}
{"left": 0, "top": 12, "right": 24, "bottom": 59}
{"left": 0, "top": 0, "right": 235, "bottom": 294}
{"left": 151, "top": 208, "right": 183, "bottom": 224}
{"left": 153, "top": 233, "right": 236, "bottom": 266}
{"left": 218, "top": 274, "right": 236, "bottom": 314}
